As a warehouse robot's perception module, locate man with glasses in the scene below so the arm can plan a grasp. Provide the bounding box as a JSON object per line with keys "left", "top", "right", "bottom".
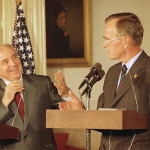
{"left": 59, "top": 12, "right": 150, "bottom": 150}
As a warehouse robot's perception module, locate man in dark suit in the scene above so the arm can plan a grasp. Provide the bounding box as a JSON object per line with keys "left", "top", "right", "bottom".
{"left": 59, "top": 12, "right": 150, "bottom": 150}
{"left": 0, "top": 44, "right": 69, "bottom": 149}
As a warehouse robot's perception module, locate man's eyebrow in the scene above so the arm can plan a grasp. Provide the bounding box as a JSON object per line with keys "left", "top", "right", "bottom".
{"left": 12, "top": 53, "right": 17, "bottom": 56}
{"left": 1, "top": 58, "right": 7, "bottom": 64}
{"left": 103, "top": 36, "right": 109, "bottom": 40}
{"left": 0, "top": 48, "right": 4, "bottom": 52}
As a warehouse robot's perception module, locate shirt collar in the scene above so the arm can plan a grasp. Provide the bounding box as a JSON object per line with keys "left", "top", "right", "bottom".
{"left": 122, "top": 50, "right": 143, "bottom": 73}
{"left": 0, "top": 76, "right": 23, "bottom": 85}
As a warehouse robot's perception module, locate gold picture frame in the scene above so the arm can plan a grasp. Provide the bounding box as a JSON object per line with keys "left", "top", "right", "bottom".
{"left": 46, "top": 0, "right": 92, "bottom": 67}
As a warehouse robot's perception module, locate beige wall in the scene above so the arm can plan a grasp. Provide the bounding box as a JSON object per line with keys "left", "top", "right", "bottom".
{"left": 1, "top": 0, "right": 150, "bottom": 149}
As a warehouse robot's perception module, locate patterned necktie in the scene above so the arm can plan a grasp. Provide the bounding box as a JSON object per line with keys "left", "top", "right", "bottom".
{"left": 15, "top": 93, "right": 24, "bottom": 122}
{"left": 116, "top": 65, "right": 127, "bottom": 92}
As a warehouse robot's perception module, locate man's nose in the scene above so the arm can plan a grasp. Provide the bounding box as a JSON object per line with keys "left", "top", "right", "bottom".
{"left": 9, "top": 59, "right": 16, "bottom": 65}
{"left": 103, "top": 42, "right": 107, "bottom": 48}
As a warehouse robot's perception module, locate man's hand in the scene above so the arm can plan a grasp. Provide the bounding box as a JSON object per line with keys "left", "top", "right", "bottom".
{"left": 2, "top": 81, "right": 24, "bottom": 108}
{"left": 54, "top": 70, "right": 69, "bottom": 98}
{"left": 59, "top": 90, "right": 85, "bottom": 110}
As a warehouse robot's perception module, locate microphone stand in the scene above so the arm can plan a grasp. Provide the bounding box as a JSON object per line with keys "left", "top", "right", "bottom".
{"left": 85, "top": 90, "right": 91, "bottom": 150}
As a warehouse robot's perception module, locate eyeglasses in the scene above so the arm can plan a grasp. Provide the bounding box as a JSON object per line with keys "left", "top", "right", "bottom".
{"left": 103, "top": 36, "right": 122, "bottom": 46}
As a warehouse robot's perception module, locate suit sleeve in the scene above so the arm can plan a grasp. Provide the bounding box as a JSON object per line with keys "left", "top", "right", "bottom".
{"left": 0, "top": 101, "right": 14, "bottom": 123}
{"left": 46, "top": 76, "right": 65, "bottom": 109}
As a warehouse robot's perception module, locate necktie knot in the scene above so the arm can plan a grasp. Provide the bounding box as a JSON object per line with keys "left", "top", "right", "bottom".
{"left": 121, "top": 65, "right": 127, "bottom": 78}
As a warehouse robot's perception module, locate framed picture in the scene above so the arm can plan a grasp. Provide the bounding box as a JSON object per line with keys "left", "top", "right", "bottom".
{"left": 45, "top": 0, "right": 92, "bottom": 67}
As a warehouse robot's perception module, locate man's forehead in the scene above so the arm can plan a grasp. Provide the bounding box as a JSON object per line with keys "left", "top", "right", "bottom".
{"left": 0, "top": 47, "right": 4, "bottom": 52}
{"left": 0, "top": 45, "right": 16, "bottom": 54}
{"left": 104, "top": 20, "right": 118, "bottom": 37}
{"left": 105, "top": 20, "right": 116, "bottom": 28}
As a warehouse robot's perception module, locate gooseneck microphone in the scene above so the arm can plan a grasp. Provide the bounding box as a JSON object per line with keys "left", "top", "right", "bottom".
{"left": 81, "top": 69, "right": 105, "bottom": 96}
{"left": 78, "top": 63, "right": 102, "bottom": 89}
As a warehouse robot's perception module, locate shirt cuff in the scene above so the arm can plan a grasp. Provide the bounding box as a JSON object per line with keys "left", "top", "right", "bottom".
{"left": 63, "top": 96, "right": 72, "bottom": 101}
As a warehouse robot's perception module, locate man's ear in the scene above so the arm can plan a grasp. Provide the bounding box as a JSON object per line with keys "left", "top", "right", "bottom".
{"left": 123, "top": 36, "right": 131, "bottom": 49}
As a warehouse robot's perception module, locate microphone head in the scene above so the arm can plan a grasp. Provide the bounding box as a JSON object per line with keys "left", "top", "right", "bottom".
{"left": 85, "top": 62, "right": 102, "bottom": 79}
{"left": 91, "top": 63, "right": 102, "bottom": 73}
{"left": 81, "top": 67, "right": 105, "bottom": 96}
{"left": 89, "top": 70, "right": 105, "bottom": 87}
{"left": 79, "top": 62, "right": 102, "bottom": 90}
{"left": 97, "top": 69, "right": 105, "bottom": 81}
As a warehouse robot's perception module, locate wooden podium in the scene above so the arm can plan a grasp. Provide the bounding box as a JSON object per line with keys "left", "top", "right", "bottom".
{"left": 46, "top": 110, "right": 149, "bottom": 130}
{"left": 0, "top": 123, "right": 19, "bottom": 139}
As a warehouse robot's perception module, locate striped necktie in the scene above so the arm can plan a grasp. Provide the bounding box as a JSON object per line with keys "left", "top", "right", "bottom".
{"left": 116, "top": 65, "right": 127, "bottom": 92}
{"left": 15, "top": 93, "right": 24, "bottom": 122}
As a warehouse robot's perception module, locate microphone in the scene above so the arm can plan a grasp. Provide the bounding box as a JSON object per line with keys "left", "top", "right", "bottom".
{"left": 78, "top": 63, "right": 102, "bottom": 89}
{"left": 81, "top": 69, "right": 105, "bottom": 96}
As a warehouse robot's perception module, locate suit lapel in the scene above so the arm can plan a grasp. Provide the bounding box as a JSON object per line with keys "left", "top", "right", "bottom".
{"left": 22, "top": 75, "right": 37, "bottom": 129}
{"left": 110, "top": 65, "right": 121, "bottom": 100}
{"left": 111, "top": 51, "right": 147, "bottom": 108}
{"left": 9, "top": 100, "right": 23, "bottom": 126}
{"left": 0, "top": 79, "right": 6, "bottom": 98}
{"left": 113, "top": 69, "right": 142, "bottom": 106}
{"left": 104, "top": 63, "right": 122, "bottom": 108}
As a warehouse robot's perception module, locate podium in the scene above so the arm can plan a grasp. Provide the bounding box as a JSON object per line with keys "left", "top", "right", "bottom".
{"left": 0, "top": 123, "right": 19, "bottom": 139}
{"left": 46, "top": 110, "right": 149, "bottom": 130}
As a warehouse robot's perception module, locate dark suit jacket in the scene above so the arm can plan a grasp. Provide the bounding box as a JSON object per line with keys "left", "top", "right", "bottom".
{"left": 0, "top": 75, "right": 64, "bottom": 150}
{"left": 97, "top": 51, "right": 150, "bottom": 150}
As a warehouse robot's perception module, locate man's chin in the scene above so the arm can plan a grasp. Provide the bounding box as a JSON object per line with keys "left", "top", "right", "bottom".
{"left": 108, "top": 56, "right": 115, "bottom": 60}
{"left": 108, "top": 54, "right": 117, "bottom": 60}
{"left": 10, "top": 76, "right": 21, "bottom": 81}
